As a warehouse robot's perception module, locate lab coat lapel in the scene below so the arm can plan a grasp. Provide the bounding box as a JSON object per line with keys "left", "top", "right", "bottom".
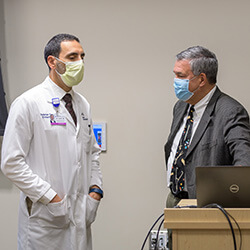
{"left": 75, "top": 96, "right": 81, "bottom": 136}
{"left": 61, "top": 103, "right": 77, "bottom": 128}
{"left": 44, "top": 78, "right": 77, "bottom": 129}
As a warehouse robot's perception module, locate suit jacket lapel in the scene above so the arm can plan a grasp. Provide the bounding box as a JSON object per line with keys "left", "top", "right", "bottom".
{"left": 186, "top": 87, "right": 222, "bottom": 158}
{"left": 165, "top": 101, "right": 189, "bottom": 158}
{"left": 171, "top": 102, "right": 189, "bottom": 140}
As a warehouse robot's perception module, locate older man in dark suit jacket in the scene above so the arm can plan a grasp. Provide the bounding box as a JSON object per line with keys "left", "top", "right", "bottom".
{"left": 165, "top": 46, "right": 250, "bottom": 250}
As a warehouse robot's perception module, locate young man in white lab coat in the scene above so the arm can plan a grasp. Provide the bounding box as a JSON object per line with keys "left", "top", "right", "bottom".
{"left": 1, "top": 33, "right": 103, "bottom": 250}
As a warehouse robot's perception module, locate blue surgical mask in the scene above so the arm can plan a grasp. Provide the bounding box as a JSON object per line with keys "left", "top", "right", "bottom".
{"left": 174, "top": 76, "right": 197, "bottom": 101}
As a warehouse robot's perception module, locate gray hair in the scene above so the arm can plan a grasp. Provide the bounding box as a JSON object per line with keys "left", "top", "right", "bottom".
{"left": 44, "top": 33, "right": 80, "bottom": 68}
{"left": 176, "top": 46, "right": 218, "bottom": 84}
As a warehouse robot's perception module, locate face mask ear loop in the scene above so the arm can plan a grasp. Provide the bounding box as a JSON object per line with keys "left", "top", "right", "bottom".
{"left": 54, "top": 56, "right": 66, "bottom": 65}
{"left": 54, "top": 57, "right": 66, "bottom": 77}
{"left": 190, "top": 75, "right": 197, "bottom": 81}
{"left": 55, "top": 69, "right": 63, "bottom": 77}
{"left": 189, "top": 75, "right": 200, "bottom": 94}
{"left": 192, "top": 85, "right": 200, "bottom": 94}
{"left": 54, "top": 56, "right": 84, "bottom": 66}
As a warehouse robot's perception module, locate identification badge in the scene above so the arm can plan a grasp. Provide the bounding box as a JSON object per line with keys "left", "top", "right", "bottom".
{"left": 52, "top": 98, "right": 60, "bottom": 108}
{"left": 50, "top": 114, "right": 66, "bottom": 125}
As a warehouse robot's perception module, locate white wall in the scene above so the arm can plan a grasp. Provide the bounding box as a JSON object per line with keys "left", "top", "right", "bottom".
{"left": 1, "top": 0, "right": 250, "bottom": 249}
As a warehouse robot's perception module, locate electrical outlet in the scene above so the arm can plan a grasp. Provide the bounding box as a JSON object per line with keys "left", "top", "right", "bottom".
{"left": 149, "top": 230, "right": 168, "bottom": 250}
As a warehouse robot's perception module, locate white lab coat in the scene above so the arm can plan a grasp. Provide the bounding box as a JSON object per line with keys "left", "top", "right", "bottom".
{"left": 1, "top": 76, "right": 103, "bottom": 250}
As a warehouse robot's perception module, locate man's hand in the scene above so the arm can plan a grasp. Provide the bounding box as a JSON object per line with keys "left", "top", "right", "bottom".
{"left": 89, "top": 191, "right": 102, "bottom": 201}
{"left": 89, "top": 185, "right": 102, "bottom": 201}
{"left": 50, "top": 194, "right": 62, "bottom": 203}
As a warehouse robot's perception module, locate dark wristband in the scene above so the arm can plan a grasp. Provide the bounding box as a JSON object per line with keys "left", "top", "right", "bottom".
{"left": 89, "top": 188, "right": 104, "bottom": 198}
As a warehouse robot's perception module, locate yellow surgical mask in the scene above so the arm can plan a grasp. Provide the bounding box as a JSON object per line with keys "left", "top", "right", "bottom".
{"left": 55, "top": 57, "right": 84, "bottom": 87}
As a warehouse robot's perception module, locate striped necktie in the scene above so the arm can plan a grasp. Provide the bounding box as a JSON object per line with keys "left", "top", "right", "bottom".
{"left": 63, "top": 93, "right": 77, "bottom": 126}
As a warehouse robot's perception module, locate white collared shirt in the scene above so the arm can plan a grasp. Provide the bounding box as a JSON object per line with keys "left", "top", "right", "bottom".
{"left": 167, "top": 86, "right": 217, "bottom": 187}
{"left": 48, "top": 76, "right": 76, "bottom": 108}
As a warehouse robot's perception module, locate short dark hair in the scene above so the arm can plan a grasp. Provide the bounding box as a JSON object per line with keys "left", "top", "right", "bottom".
{"left": 176, "top": 46, "right": 218, "bottom": 84}
{"left": 44, "top": 33, "right": 80, "bottom": 67}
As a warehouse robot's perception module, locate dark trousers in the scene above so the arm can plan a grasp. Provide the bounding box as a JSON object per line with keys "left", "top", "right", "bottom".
{"left": 166, "top": 192, "right": 181, "bottom": 250}
{"left": 26, "top": 196, "right": 33, "bottom": 216}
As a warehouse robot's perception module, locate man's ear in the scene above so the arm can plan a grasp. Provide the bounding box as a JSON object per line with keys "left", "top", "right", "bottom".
{"left": 199, "top": 73, "right": 207, "bottom": 87}
{"left": 47, "top": 55, "right": 56, "bottom": 70}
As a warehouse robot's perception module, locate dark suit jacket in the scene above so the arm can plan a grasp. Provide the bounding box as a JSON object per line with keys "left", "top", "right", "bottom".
{"left": 0, "top": 63, "right": 8, "bottom": 136}
{"left": 164, "top": 87, "right": 250, "bottom": 198}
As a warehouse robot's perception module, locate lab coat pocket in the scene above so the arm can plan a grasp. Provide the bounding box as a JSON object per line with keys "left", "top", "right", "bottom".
{"left": 36, "top": 195, "right": 70, "bottom": 229}
{"left": 86, "top": 195, "right": 100, "bottom": 227}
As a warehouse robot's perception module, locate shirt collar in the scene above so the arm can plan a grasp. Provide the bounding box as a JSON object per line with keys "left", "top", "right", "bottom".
{"left": 193, "top": 85, "right": 217, "bottom": 119}
{"left": 47, "top": 76, "right": 75, "bottom": 101}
